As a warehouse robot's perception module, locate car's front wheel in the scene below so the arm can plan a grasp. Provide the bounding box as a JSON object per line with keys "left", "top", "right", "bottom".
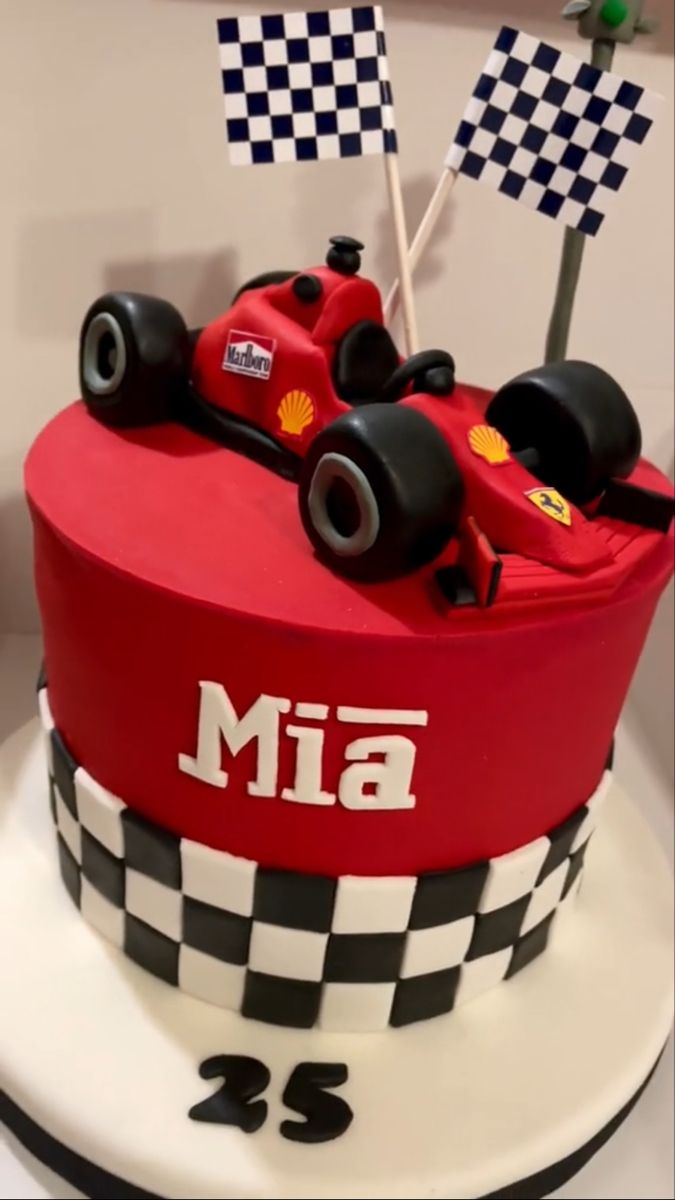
{"left": 486, "top": 361, "right": 642, "bottom": 505}
{"left": 298, "top": 404, "right": 465, "bottom": 582}
{"left": 80, "top": 292, "right": 190, "bottom": 426}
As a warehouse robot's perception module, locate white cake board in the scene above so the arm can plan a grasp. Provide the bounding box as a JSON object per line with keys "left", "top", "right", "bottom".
{"left": 1, "top": 719, "right": 673, "bottom": 1200}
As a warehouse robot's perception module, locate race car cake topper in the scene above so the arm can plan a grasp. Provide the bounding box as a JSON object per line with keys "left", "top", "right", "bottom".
{"left": 78, "top": 236, "right": 673, "bottom": 606}
{"left": 75, "top": 8, "right": 673, "bottom": 604}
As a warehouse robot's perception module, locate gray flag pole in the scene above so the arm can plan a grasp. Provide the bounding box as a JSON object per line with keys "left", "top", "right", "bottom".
{"left": 545, "top": 1, "right": 657, "bottom": 362}
{"left": 544, "top": 39, "right": 615, "bottom": 363}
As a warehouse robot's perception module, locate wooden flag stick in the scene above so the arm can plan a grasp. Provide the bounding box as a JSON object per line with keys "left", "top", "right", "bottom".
{"left": 383, "top": 153, "right": 420, "bottom": 355}
{"left": 383, "top": 166, "right": 459, "bottom": 327}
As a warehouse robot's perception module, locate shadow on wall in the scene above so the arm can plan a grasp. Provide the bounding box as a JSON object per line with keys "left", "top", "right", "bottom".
{"left": 290, "top": 153, "right": 382, "bottom": 276}
{"left": 290, "top": 156, "right": 456, "bottom": 298}
{"left": 15, "top": 210, "right": 239, "bottom": 340}
{"left": 372, "top": 170, "right": 456, "bottom": 306}
{"left": 157, "top": 0, "right": 674, "bottom": 53}
{"left": 14, "top": 211, "right": 156, "bottom": 340}
{"left": 624, "top": 579, "right": 674, "bottom": 793}
{"left": 104, "top": 248, "right": 239, "bottom": 328}
{"left": 623, "top": 449, "right": 675, "bottom": 794}
{"left": 0, "top": 493, "right": 40, "bottom": 638}
{"left": 0, "top": 632, "right": 42, "bottom": 749}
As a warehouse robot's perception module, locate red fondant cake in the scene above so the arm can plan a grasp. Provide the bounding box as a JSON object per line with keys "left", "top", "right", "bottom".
{"left": 3, "top": 0, "right": 673, "bottom": 1188}
{"left": 27, "top": 403, "right": 672, "bottom": 879}
{"left": 3, "top": 4, "right": 673, "bottom": 1194}
{"left": 23, "top": 238, "right": 674, "bottom": 1034}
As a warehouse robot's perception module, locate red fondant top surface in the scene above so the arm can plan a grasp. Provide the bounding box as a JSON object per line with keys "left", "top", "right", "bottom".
{"left": 25, "top": 402, "right": 672, "bottom": 635}
{"left": 24, "top": 400, "right": 480, "bottom": 638}
{"left": 25, "top": 402, "right": 674, "bottom": 874}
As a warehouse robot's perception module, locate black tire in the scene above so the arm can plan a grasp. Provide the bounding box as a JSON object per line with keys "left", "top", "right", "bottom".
{"left": 79, "top": 292, "right": 190, "bottom": 427}
{"left": 486, "top": 361, "right": 642, "bottom": 505}
{"left": 298, "top": 404, "right": 464, "bottom": 582}
{"left": 233, "top": 271, "right": 297, "bottom": 302}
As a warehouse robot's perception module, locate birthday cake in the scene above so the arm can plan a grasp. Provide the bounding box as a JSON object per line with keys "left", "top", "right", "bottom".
{"left": 24, "top": 230, "right": 674, "bottom": 1030}
{"left": 3, "top": 5, "right": 674, "bottom": 1198}
{"left": 11, "top": 229, "right": 673, "bottom": 1197}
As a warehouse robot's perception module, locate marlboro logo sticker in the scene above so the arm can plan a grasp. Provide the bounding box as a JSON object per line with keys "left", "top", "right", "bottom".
{"left": 223, "top": 330, "right": 276, "bottom": 380}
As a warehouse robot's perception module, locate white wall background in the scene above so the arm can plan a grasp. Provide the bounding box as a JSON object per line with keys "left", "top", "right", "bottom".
{"left": 0, "top": 10, "right": 672, "bottom": 1193}
{"left": 0, "top": 0, "right": 673, "bottom": 784}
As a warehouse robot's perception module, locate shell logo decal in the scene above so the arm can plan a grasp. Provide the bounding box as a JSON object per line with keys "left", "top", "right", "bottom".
{"left": 468, "top": 424, "right": 511, "bottom": 465}
{"left": 277, "top": 389, "right": 315, "bottom": 437}
{"left": 525, "top": 487, "right": 572, "bottom": 527}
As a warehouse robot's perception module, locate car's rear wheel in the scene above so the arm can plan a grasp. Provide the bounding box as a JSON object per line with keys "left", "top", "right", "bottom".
{"left": 80, "top": 292, "right": 190, "bottom": 427}
{"left": 299, "top": 404, "right": 464, "bottom": 582}
{"left": 486, "top": 361, "right": 642, "bottom": 505}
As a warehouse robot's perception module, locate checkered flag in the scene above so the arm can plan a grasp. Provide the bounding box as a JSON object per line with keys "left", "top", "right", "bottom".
{"left": 217, "top": 6, "right": 397, "bottom": 166}
{"left": 445, "top": 26, "right": 662, "bottom": 235}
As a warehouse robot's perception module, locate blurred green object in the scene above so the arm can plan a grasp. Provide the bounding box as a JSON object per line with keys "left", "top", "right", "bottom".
{"left": 600, "top": 0, "right": 629, "bottom": 27}
{"left": 561, "top": 0, "right": 658, "bottom": 43}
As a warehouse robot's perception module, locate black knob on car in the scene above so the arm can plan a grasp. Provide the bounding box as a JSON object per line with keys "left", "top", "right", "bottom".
{"left": 292, "top": 273, "right": 323, "bottom": 303}
{"left": 423, "top": 365, "right": 455, "bottom": 397}
{"left": 327, "top": 236, "right": 364, "bottom": 276}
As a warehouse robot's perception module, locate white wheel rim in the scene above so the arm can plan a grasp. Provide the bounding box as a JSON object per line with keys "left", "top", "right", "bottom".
{"left": 307, "top": 452, "right": 380, "bottom": 557}
{"left": 82, "top": 312, "right": 127, "bottom": 396}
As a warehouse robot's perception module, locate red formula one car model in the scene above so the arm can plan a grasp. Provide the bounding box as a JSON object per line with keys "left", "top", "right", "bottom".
{"left": 79, "top": 236, "right": 673, "bottom": 607}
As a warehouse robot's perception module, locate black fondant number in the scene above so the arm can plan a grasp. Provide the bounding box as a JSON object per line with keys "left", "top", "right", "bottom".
{"left": 188, "top": 1054, "right": 270, "bottom": 1134}
{"left": 189, "top": 1058, "right": 352, "bottom": 1142}
{"left": 280, "top": 1062, "right": 353, "bottom": 1144}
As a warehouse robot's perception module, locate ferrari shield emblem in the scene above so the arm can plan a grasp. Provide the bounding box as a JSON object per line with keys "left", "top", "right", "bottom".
{"left": 525, "top": 488, "right": 572, "bottom": 526}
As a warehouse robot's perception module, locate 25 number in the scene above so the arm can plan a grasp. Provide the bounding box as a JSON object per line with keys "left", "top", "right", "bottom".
{"left": 189, "top": 1056, "right": 353, "bottom": 1144}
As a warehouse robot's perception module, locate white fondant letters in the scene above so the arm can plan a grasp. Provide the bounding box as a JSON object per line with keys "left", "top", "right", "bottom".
{"left": 337, "top": 706, "right": 429, "bottom": 727}
{"left": 178, "top": 681, "right": 291, "bottom": 796}
{"left": 179, "top": 683, "right": 427, "bottom": 812}
{"left": 338, "top": 736, "right": 417, "bottom": 810}
{"left": 281, "top": 725, "right": 336, "bottom": 806}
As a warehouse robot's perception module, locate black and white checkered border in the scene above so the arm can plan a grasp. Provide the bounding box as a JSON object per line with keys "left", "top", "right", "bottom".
{"left": 217, "top": 6, "right": 397, "bottom": 165}
{"left": 39, "top": 688, "right": 610, "bottom": 1032}
{"left": 446, "top": 26, "right": 661, "bottom": 236}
